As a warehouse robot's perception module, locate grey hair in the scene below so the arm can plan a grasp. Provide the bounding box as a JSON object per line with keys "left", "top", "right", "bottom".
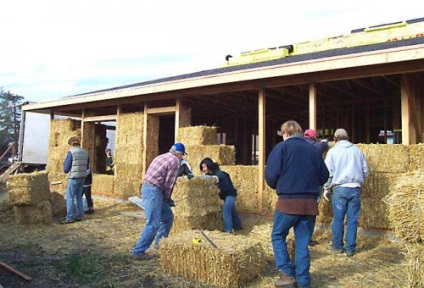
{"left": 169, "top": 146, "right": 179, "bottom": 155}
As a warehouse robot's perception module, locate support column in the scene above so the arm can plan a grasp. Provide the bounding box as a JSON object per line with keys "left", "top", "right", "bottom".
{"left": 309, "top": 83, "right": 317, "bottom": 130}
{"left": 258, "top": 89, "right": 266, "bottom": 214}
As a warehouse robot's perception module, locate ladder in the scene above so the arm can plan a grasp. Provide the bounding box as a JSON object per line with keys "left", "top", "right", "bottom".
{"left": 0, "top": 162, "right": 20, "bottom": 183}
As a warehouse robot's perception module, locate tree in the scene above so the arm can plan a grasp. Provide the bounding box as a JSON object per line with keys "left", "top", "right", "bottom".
{"left": 0, "top": 88, "right": 24, "bottom": 156}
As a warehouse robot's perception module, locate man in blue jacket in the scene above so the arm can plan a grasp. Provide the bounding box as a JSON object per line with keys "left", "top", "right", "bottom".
{"left": 265, "top": 120, "right": 329, "bottom": 288}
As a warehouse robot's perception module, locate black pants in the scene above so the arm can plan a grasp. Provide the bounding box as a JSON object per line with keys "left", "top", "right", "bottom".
{"left": 83, "top": 186, "right": 93, "bottom": 208}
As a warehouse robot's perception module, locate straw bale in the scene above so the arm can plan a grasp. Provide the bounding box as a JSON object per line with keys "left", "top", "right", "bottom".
{"left": 13, "top": 201, "right": 52, "bottom": 225}
{"left": 177, "top": 126, "right": 217, "bottom": 146}
{"left": 161, "top": 230, "right": 266, "bottom": 288}
{"left": 249, "top": 223, "right": 295, "bottom": 262}
{"left": 115, "top": 112, "right": 143, "bottom": 197}
{"left": 48, "top": 172, "right": 68, "bottom": 195}
{"left": 262, "top": 185, "right": 278, "bottom": 216}
{"left": 8, "top": 171, "right": 51, "bottom": 206}
{"left": 359, "top": 199, "right": 392, "bottom": 229}
{"left": 92, "top": 174, "right": 116, "bottom": 197}
{"left": 221, "top": 165, "right": 259, "bottom": 213}
{"left": 408, "top": 144, "right": 424, "bottom": 171}
{"left": 383, "top": 171, "right": 424, "bottom": 242}
{"left": 361, "top": 172, "right": 400, "bottom": 200}
{"left": 185, "top": 145, "right": 235, "bottom": 174}
{"left": 50, "top": 191, "right": 66, "bottom": 216}
{"left": 356, "top": 144, "right": 409, "bottom": 173}
{"left": 404, "top": 244, "right": 424, "bottom": 288}
{"left": 172, "top": 212, "right": 223, "bottom": 234}
{"left": 317, "top": 198, "right": 333, "bottom": 224}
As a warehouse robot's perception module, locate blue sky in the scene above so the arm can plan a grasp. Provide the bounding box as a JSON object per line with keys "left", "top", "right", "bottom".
{"left": 0, "top": 0, "right": 422, "bottom": 103}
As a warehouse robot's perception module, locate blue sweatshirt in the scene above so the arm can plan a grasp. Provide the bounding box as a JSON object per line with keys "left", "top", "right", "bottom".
{"left": 265, "top": 135, "right": 329, "bottom": 199}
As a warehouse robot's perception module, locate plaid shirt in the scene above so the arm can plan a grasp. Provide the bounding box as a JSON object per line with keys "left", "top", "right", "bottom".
{"left": 143, "top": 152, "right": 180, "bottom": 200}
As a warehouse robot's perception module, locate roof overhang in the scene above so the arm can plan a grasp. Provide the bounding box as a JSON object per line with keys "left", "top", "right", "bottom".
{"left": 23, "top": 43, "right": 424, "bottom": 113}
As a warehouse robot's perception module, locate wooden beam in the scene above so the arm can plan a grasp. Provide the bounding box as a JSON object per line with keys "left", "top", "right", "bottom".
{"left": 142, "top": 104, "right": 148, "bottom": 177}
{"left": 309, "top": 83, "right": 317, "bottom": 130}
{"left": 83, "top": 115, "right": 117, "bottom": 122}
{"left": 401, "top": 75, "right": 411, "bottom": 144}
{"left": 175, "top": 99, "right": 181, "bottom": 141}
{"left": 146, "top": 106, "right": 176, "bottom": 115}
{"left": 258, "top": 89, "right": 266, "bottom": 213}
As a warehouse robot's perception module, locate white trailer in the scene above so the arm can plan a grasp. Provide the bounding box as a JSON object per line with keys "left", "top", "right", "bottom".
{"left": 17, "top": 111, "right": 50, "bottom": 170}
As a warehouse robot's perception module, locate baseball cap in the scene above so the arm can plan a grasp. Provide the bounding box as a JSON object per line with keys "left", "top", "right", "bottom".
{"left": 173, "top": 142, "right": 187, "bottom": 155}
{"left": 334, "top": 128, "right": 348, "bottom": 138}
{"left": 304, "top": 129, "right": 317, "bottom": 139}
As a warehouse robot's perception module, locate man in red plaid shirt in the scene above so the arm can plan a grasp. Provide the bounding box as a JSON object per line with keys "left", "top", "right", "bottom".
{"left": 133, "top": 143, "right": 187, "bottom": 260}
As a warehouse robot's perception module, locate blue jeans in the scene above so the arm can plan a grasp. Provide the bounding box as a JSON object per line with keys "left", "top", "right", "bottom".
{"left": 223, "top": 195, "right": 242, "bottom": 232}
{"left": 133, "top": 184, "right": 174, "bottom": 256}
{"left": 272, "top": 210, "right": 316, "bottom": 288}
{"left": 65, "top": 177, "right": 85, "bottom": 220}
{"left": 331, "top": 187, "right": 361, "bottom": 254}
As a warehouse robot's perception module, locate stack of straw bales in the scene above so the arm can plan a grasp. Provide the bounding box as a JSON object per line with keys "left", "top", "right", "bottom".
{"left": 8, "top": 171, "right": 52, "bottom": 224}
{"left": 47, "top": 118, "right": 81, "bottom": 173}
{"left": 177, "top": 126, "right": 235, "bottom": 174}
{"left": 356, "top": 144, "right": 409, "bottom": 229}
{"left": 249, "top": 223, "right": 295, "bottom": 262}
{"left": 172, "top": 177, "right": 222, "bottom": 234}
{"left": 114, "top": 112, "right": 143, "bottom": 198}
{"left": 160, "top": 230, "right": 266, "bottom": 288}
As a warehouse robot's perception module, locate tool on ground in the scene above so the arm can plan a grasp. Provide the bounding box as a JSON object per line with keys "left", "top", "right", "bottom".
{"left": 192, "top": 237, "right": 202, "bottom": 244}
{"left": 0, "top": 261, "right": 32, "bottom": 282}
{"left": 200, "top": 230, "right": 218, "bottom": 248}
{"left": 128, "top": 196, "right": 144, "bottom": 210}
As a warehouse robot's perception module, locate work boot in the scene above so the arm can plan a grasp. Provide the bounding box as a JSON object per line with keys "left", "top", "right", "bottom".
{"left": 275, "top": 272, "right": 297, "bottom": 288}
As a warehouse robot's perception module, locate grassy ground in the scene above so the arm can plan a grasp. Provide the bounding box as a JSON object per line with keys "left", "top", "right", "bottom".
{"left": 0, "top": 194, "right": 408, "bottom": 288}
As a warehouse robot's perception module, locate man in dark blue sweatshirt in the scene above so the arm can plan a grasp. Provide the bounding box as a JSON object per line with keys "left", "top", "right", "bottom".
{"left": 265, "top": 120, "right": 329, "bottom": 288}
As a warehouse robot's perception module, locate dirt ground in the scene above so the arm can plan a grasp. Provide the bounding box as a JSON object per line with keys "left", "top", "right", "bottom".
{"left": 0, "top": 192, "right": 408, "bottom": 288}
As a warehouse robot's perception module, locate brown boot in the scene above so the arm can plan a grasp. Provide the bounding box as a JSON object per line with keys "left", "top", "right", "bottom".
{"left": 275, "top": 272, "right": 297, "bottom": 288}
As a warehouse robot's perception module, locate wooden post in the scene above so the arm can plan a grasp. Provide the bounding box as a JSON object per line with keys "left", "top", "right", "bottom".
{"left": 401, "top": 75, "right": 412, "bottom": 145}
{"left": 175, "top": 98, "right": 181, "bottom": 141}
{"left": 258, "top": 89, "right": 266, "bottom": 214}
{"left": 142, "top": 103, "right": 148, "bottom": 177}
{"left": 309, "top": 83, "right": 317, "bottom": 130}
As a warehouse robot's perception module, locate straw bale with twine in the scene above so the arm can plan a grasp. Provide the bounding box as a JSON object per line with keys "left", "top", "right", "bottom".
{"left": 177, "top": 125, "right": 218, "bottom": 146}
{"left": 8, "top": 171, "right": 51, "bottom": 206}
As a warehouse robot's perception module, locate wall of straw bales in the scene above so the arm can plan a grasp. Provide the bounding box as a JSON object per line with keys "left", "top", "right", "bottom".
{"left": 114, "top": 112, "right": 143, "bottom": 198}
{"left": 47, "top": 118, "right": 81, "bottom": 173}
{"left": 161, "top": 230, "right": 266, "bottom": 288}
{"left": 92, "top": 174, "right": 115, "bottom": 197}
{"left": 408, "top": 143, "right": 424, "bottom": 171}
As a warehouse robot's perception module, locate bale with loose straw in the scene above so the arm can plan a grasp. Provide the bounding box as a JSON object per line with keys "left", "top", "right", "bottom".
{"left": 262, "top": 185, "right": 278, "bottom": 216}
{"left": 8, "top": 171, "right": 51, "bottom": 206}
{"left": 177, "top": 126, "right": 218, "bottom": 145}
{"left": 160, "top": 230, "right": 266, "bottom": 288}
{"left": 383, "top": 171, "right": 424, "bottom": 242}
{"left": 359, "top": 199, "right": 392, "bottom": 229}
{"left": 171, "top": 177, "right": 223, "bottom": 233}
{"left": 50, "top": 191, "right": 66, "bottom": 216}
{"left": 408, "top": 144, "right": 424, "bottom": 171}
{"left": 249, "top": 223, "right": 295, "bottom": 262}
{"left": 221, "top": 165, "right": 259, "bottom": 213}
{"left": 404, "top": 244, "right": 424, "bottom": 288}
{"left": 13, "top": 201, "right": 52, "bottom": 225}
{"left": 48, "top": 172, "right": 68, "bottom": 195}
{"left": 357, "top": 144, "right": 409, "bottom": 173}
{"left": 361, "top": 172, "right": 400, "bottom": 200}
{"left": 317, "top": 197, "right": 333, "bottom": 225}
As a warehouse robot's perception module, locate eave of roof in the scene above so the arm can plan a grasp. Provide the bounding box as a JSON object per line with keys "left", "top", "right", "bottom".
{"left": 23, "top": 37, "right": 424, "bottom": 112}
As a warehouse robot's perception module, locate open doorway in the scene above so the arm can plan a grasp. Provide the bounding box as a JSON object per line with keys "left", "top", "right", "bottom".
{"left": 158, "top": 115, "right": 175, "bottom": 154}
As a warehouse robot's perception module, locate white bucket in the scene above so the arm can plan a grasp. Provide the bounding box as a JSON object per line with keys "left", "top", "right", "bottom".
{"left": 83, "top": 196, "right": 88, "bottom": 211}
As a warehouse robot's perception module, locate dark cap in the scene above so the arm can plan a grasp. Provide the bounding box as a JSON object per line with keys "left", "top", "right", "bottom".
{"left": 172, "top": 142, "right": 187, "bottom": 155}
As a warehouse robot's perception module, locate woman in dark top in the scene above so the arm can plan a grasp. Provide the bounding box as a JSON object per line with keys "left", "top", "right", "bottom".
{"left": 199, "top": 158, "right": 242, "bottom": 233}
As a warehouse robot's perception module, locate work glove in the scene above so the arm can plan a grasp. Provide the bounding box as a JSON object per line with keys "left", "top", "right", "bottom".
{"left": 323, "top": 188, "right": 331, "bottom": 202}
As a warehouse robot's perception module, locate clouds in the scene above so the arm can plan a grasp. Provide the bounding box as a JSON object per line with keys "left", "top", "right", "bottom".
{"left": 0, "top": 0, "right": 422, "bottom": 102}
